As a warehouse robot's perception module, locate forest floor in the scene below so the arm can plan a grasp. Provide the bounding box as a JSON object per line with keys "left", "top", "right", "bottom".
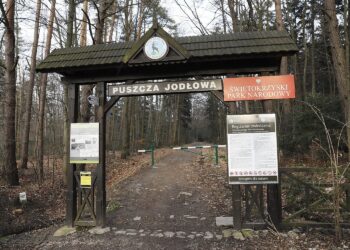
{"left": 0, "top": 146, "right": 350, "bottom": 249}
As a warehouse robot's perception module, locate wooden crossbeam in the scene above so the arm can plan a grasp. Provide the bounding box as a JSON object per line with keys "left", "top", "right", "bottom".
{"left": 283, "top": 198, "right": 326, "bottom": 223}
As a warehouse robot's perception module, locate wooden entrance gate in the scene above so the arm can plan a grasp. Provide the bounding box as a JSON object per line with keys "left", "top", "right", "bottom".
{"left": 37, "top": 23, "right": 298, "bottom": 227}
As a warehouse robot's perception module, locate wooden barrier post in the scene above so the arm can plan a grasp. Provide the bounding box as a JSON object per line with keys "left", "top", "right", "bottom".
{"left": 151, "top": 144, "right": 155, "bottom": 167}
{"left": 214, "top": 145, "right": 219, "bottom": 166}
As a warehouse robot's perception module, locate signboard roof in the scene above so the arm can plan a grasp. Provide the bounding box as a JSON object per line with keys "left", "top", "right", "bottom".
{"left": 37, "top": 27, "right": 298, "bottom": 74}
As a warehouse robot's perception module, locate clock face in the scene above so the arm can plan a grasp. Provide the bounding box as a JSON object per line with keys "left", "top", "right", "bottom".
{"left": 144, "top": 37, "right": 168, "bottom": 60}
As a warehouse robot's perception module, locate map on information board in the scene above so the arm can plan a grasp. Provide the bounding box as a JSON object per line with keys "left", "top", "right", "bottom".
{"left": 70, "top": 123, "right": 99, "bottom": 164}
{"left": 227, "top": 114, "right": 278, "bottom": 184}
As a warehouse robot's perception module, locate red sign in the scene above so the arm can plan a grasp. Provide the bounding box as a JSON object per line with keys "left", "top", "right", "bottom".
{"left": 223, "top": 75, "right": 295, "bottom": 101}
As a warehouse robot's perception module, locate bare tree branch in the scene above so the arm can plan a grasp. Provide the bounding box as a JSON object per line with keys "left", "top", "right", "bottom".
{"left": 0, "top": 0, "right": 10, "bottom": 28}
{"left": 82, "top": 8, "right": 95, "bottom": 44}
{"left": 174, "top": 0, "right": 209, "bottom": 35}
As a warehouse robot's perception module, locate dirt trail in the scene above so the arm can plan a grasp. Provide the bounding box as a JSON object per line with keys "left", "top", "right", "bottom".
{"left": 1, "top": 149, "right": 237, "bottom": 250}
{"left": 108, "top": 149, "right": 217, "bottom": 234}
{"left": 1, "top": 148, "right": 346, "bottom": 249}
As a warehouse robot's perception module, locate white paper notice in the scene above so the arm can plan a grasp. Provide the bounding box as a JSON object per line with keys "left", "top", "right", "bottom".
{"left": 70, "top": 123, "right": 99, "bottom": 164}
{"left": 227, "top": 114, "right": 278, "bottom": 184}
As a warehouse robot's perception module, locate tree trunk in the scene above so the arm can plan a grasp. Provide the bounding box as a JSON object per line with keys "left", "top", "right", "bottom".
{"left": 36, "top": 0, "right": 56, "bottom": 182}
{"left": 246, "top": 0, "right": 255, "bottom": 31}
{"left": 19, "top": 0, "right": 42, "bottom": 169}
{"left": 324, "top": 0, "right": 349, "bottom": 241}
{"left": 301, "top": 0, "right": 308, "bottom": 100}
{"left": 310, "top": 0, "right": 316, "bottom": 96}
{"left": 220, "top": 0, "right": 227, "bottom": 33}
{"left": 227, "top": 0, "right": 239, "bottom": 32}
{"left": 81, "top": 0, "right": 109, "bottom": 124}
{"left": 121, "top": 98, "right": 130, "bottom": 159}
{"left": 108, "top": 1, "right": 118, "bottom": 42}
{"left": 303, "top": 46, "right": 308, "bottom": 99}
{"left": 136, "top": 0, "right": 144, "bottom": 39}
{"left": 275, "top": 0, "right": 291, "bottom": 113}
{"left": 1, "top": 0, "right": 19, "bottom": 185}
{"left": 62, "top": 0, "right": 76, "bottom": 185}
{"left": 80, "top": 0, "right": 88, "bottom": 47}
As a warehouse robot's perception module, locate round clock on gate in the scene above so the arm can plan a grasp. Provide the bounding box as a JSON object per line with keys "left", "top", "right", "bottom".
{"left": 144, "top": 36, "right": 169, "bottom": 60}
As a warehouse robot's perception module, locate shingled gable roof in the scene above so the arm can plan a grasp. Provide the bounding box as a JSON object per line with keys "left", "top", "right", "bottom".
{"left": 36, "top": 28, "right": 298, "bottom": 74}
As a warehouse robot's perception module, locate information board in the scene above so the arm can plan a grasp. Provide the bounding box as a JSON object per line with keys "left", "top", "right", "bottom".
{"left": 227, "top": 114, "right": 278, "bottom": 184}
{"left": 70, "top": 123, "right": 99, "bottom": 164}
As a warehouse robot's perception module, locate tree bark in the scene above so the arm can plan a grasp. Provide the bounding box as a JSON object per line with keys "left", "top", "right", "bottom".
{"left": 62, "top": 0, "right": 76, "bottom": 185}
{"left": 121, "top": 98, "right": 130, "bottom": 159}
{"left": 227, "top": 0, "right": 239, "bottom": 32}
{"left": 274, "top": 0, "right": 291, "bottom": 113}
{"left": 324, "top": 0, "right": 349, "bottom": 241}
{"left": 81, "top": 0, "right": 109, "bottom": 124}
{"left": 310, "top": 0, "right": 316, "bottom": 96}
{"left": 1, "top": 0, "right": 19, "bottom": 185}
{"left": 37, "top": 0, "right": 56, "bottom": 182}
{"left": 80, "top": 0, "right": 88, "bottom": 47}
{"left": 247, "top": 0, "right": 255, "bottom": 31}
{"left": 302, "top": 0, "right": 308, "bottom": 100}
{"left": 19, "top": 0, "right": 42, "bottom": 169}
{"left": 108, "top": 1, "right": 118, "bottom": 42}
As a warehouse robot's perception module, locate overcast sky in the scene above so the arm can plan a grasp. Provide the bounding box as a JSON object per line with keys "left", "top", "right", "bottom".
{"left": 5, "top": 0, "right": 218, "bottom": 71}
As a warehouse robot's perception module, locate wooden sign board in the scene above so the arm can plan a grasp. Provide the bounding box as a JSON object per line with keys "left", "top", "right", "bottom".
{"left": 223, "top": 75, "right": 295, "bottom": 101}
{"left": 108, "top": 79, "right": 222, "bottom": 96}
{"left": 227, "top": 114, "right": 278, "bottom": 185}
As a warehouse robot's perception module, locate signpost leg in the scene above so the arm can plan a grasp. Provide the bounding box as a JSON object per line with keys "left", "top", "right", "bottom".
{"left": 96, "top": 82, "right": 106, "bottom": 227}
{"left": 232, "top": 185, "right": 242, "bottom": 229}
{"left": 267, "top": 184, "right": 282, "bottom": 227}
{"left": 66, "top": 83, "right": 79, "bottom": 227}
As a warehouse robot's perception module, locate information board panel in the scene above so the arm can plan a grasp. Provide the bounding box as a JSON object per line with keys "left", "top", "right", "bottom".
{"left": 227, "top": 114, "right": 278, "bottom": 184}
{"left": 70, "top": 123, "right": 99, "bottom": 164}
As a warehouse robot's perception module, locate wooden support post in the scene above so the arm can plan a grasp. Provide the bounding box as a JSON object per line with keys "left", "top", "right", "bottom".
{"left": 267, "top": 183, "right": 282, "bottom": 226}
{"left": 66, "top": 83, "right": 79, "bottom": 227}
{"left": 232, "top": 185, "right": 242, "bottom": 229}
{"left": 96, "top": 82, "right": 106, "bottom": 227}
{"left": 257, "top": 185, "right": 264, "bottom": 218}
{"left": 262, "top": 72, "right": 282, "bottom": 227}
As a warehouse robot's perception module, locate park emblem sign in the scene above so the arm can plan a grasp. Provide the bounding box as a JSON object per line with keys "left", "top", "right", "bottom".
{"left": 223, "top": 75, "right": 295, "bottom": 101}
{"left": 227, "top": 114, "right": 278, "bottom": 185}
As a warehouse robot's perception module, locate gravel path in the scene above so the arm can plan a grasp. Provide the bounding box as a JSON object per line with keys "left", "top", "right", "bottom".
{"left": 1, "top": 148, "right": 348, "bottom": 249}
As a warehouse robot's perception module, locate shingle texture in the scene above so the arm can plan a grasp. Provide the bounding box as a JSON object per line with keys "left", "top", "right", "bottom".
{"left": 37, "top": 30, "right": 297, "bottom": 72}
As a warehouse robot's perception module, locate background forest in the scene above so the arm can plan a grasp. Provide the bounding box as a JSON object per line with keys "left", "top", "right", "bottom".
{"left": 0, "top": 0, "right": 349, "bottom": 186}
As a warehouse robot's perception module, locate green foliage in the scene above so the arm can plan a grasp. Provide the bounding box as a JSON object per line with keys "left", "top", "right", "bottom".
{"left": 279, "top": 95, "right": 344, "bottom": 155}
